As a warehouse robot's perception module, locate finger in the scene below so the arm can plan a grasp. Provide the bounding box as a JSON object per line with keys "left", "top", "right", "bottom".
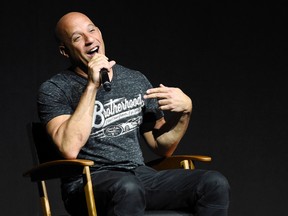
{"left": 146, "top": 86, "right": 167, "bottom": 94}
{"left": 157, "top": 98, "right": 169, "bottom": 106}
{"left": 91, "top": 53, "right": 108, "bottom": 61}
{"left": 144, "top": 92, "right": 168, "bottom": 99}
{"left": 109, "top": 60, "right": 116, "bottom": 69}
{"left": 158, "top": 103, "right": 173, "bottom": 111}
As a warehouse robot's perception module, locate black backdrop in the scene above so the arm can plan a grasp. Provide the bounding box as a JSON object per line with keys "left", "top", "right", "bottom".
{"left": 1, "top": 1, "right": 287, "bottom": 215}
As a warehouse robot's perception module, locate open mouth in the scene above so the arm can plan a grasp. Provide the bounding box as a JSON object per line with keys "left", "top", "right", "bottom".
{"left": 87, "top": 46, "right": 99, "bottom": 57}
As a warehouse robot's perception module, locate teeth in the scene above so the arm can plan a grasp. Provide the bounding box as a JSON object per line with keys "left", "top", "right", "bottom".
{"left": 90, "top": 47, "right": 98, "bottom": 52}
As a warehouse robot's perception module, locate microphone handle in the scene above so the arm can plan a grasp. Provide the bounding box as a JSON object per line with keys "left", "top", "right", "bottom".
{"left": 100, "top": 68, "right": 111, "bottom": 91}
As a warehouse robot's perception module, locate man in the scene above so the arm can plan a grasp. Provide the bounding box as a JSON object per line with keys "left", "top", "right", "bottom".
{"left": 37, "top": 11, "right": 230, "bottom": 216}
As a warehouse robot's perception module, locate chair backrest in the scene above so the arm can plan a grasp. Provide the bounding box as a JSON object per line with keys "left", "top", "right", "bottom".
{"left": 27, "top": 122, "right": 64, "bottom": 165}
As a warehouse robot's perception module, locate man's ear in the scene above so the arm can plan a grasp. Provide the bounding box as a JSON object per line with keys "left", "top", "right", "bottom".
{"left": 59, "top": 45, "right": 69, "bottom": 58}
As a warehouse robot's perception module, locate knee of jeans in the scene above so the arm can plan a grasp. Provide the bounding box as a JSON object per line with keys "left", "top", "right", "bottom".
{"left": 210, "top": 171, "right": 229, "bottom": 186}
{"left": 114, "top": 175, "right": 144, "bottom": 195}
{"left": 200, "top": 170, "right": 230, "bottom": 201}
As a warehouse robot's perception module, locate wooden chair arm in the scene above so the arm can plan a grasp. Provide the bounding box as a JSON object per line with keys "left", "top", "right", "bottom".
{"left": 146, "top": 155, "right": 212, "bottom": 170}
{"left": 23, "top": 159, "right": 94, "bottom": 181}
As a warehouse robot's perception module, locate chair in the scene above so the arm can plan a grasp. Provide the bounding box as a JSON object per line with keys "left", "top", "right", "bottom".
{"left": 23, "top": 122, "right": 212, "bottom": 216}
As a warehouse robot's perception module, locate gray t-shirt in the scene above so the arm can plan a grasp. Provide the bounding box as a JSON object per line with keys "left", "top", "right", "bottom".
{"left": 37, "top": 64, "right": 164, "bottom": 171}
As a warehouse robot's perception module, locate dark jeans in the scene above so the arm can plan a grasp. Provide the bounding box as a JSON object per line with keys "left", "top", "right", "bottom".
{"left": 64, "top": 166, "right": 230, "bottom": 216}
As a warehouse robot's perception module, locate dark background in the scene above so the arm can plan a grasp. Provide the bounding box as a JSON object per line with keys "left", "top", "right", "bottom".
{"left": 1, "top": 0, "right": 287, "bottom": 215}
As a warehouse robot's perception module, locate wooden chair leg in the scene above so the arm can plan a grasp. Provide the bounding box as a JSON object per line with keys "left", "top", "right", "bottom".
{"left": 180, "top": 159, "right": 195, "bottom": 170}
{"left": 83, "top": 166, "right": 97, "bottom": 216}
{"left": 189, "top": 160, "right": 195, "bottom": 170}
{"left": 37, "top": 180, "right": 51, "bottom": 216}
{"left": 180, "top": 159, "right": 190, "bottom": 169}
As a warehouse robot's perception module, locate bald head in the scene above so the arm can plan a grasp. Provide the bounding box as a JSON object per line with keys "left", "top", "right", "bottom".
{"left": 53, "top": 11, "right": 106, "bottom": 70}
{"left": 55, "top": 12, "right": 93, "bottom": 44}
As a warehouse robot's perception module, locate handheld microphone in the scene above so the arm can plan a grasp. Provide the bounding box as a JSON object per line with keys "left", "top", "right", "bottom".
{"left": 100, "top": 68, "right": 111, "bottom": 91}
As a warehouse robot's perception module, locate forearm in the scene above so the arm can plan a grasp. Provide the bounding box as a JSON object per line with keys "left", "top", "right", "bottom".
{"left": 48, "top": 83, "right": 98, "bottom": 159}
{"left": 156, "top": 111, "right": 192, "bottom": 156}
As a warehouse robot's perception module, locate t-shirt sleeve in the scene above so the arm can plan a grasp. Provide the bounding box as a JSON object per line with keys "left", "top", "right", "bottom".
{"left": 37, "top": 80, "right": 74, "bottom": 124}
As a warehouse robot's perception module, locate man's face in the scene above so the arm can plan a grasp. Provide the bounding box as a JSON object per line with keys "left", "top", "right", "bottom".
{"left": 58, "top": 13, "right": 105, "bottom": 68}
